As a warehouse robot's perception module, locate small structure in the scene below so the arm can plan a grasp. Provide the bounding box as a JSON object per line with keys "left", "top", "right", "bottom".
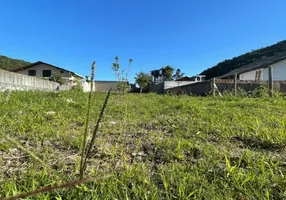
{"left": 218, "top": 55, "right": 286, "bottom": 81}
{"left": 81, "top": 80, "right": 131, "bottom": 92}
{"left": 149, "top": 75, "right": 206, "bottom": 94}
{"left": 94, "top": 81, "right": 130, "bottom": 92}
{"left": 10, "top": 61, "right": 83, "bottom": 85}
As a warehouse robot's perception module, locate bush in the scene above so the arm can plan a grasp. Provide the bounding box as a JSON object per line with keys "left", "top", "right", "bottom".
{"left": 50, "top": 72, "right": 64, "bottom": 85}
{"left": 252, "top": 85, "right": 269, "bottom": 98}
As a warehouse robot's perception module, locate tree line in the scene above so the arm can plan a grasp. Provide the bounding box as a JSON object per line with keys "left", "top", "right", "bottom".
{"left": 0, "top": 55, "right": 30, "bottom": 70}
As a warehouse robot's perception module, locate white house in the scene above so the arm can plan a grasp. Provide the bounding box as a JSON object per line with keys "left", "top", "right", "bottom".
{"left": 239, "top": 58, "right": 286, "bottom": 81}
{"left": 10, "top": 61, "right": 83, "bottom": 85}
{"left": 218, "top": 55, "right": 286, "bottom": 81}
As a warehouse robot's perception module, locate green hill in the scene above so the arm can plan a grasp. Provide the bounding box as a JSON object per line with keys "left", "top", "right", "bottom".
{"left": 200, "top": 40, "right": 286, "bottom": 79}
{"left": 0, "top": 55, "right": 31, "bottom": 71}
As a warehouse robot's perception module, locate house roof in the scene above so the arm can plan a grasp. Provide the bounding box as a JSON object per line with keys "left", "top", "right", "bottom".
{"left": 176, "top": 75, "right": 206, "bottom": 81}
{"left": 10, "top": 61, "right": 84, "bottom": 78}
{"left": 217, "top": 54, "right": 286, "bottom": 79}
{"left": 176, "top": 76, "right": 193, "bottom": 81}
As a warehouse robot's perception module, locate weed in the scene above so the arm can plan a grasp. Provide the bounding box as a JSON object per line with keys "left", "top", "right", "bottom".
{"left": 112, "top": 56, "right": 132, "bottom": 94}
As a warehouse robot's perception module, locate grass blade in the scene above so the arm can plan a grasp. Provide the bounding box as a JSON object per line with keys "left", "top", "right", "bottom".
{"left": 2, "top": 175, "right": 111, "bottom": 200}
{"left": 80, "top": 61, "right": 96, "bottom": 178}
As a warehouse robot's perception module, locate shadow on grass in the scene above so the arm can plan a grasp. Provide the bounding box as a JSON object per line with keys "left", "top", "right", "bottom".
{"left": 231, "top": 136, "right": 284, "bottom": 151}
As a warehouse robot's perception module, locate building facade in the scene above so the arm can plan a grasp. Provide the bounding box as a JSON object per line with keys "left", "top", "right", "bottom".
{"left": 239, "top": 58, "right": 286, "bottom": 81}
{"left": 10, "top": 61, "right": 83, "bottom": 85}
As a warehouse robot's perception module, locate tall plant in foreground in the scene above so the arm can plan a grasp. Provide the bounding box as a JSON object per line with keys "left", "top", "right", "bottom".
{"left": 112, "top": 56, "right": 133, "bottom": 94}
{"left": 80, "top": 61, "right": 96, "bottom": 178}
{"left": 80, "top": 61, "right": 112, "bottom": 178}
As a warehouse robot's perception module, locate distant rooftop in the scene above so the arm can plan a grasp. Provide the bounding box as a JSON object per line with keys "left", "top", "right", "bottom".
{"left": 10, "top": 61, "right": 84, "bottom": 78}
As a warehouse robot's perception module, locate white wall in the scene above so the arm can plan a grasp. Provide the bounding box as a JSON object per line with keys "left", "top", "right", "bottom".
{"left": 80, "top": 82, "right": 96, "bottom": 92}
{"left": 239, "top": 70, "right": 263, "bottom": 81}
{"left": 80, "top": 81, "right": 124, "bottom": 92}
{"left": 164, "top": 81, "right": 195, "bottom": 89}
{"left": 263, "top": 59, "right": 286, "bottom": 81}
{"left": 17, "top": 63, "right": 71, "bottom": 78}
{"left": 0, "top": 69, "right": 60, "bottom": 91}
{"left": 239, "top": 59, "right": 286, "bottom": 81}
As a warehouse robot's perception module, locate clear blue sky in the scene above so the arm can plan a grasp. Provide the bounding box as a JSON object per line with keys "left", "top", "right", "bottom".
{"left": 1, "top": 0, "right": 285, "bottom": 82}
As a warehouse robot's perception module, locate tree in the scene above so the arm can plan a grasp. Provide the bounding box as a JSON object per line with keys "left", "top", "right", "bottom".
{"left": 161, "top": 65, "right": 174, "bottom": 81}
{"left": 135, "top": 72, "right": 152, "bottom": 93}
{"left": 151, "top": 65, "right": 175, "bottom": 82}
{"left": 172, "top": 68, "right": 185, "bottom": 80}
{"left": 0, "top": 55, "right": 30, "bottom": 71}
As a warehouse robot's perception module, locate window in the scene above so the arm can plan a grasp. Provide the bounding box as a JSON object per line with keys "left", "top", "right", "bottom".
{"left": 28, "top": 70, "right": 36, "bottom": 76}
{"left": 42, "top": 70, "right": 52, "bottom": 77}
{"left": 60, "top": 71, "right": 64, "bottom": 73}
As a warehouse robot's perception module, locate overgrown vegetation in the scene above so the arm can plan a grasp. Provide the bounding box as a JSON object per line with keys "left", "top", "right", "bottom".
{"left": 201, "top": 40, "right": 286, "bottom": 79}
{"left": 0, "top": 55, "right": 31, "bottom": 71}
{"left": 49, "top": 72, "right": 64, "bottom": 85}
{"left": 1, "top": 91, "right": 286, "bottom": 199}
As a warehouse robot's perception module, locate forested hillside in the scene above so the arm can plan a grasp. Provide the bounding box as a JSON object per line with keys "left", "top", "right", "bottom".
{"left": 200, "top": 40, "right": 286, "bottom": 79}
{"left": 0, "top": 55, "right": 30, "bottom": 71}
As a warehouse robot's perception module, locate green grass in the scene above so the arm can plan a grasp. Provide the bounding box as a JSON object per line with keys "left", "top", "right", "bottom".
{"left": 1, "top": 90, "right": 286, "bottom": 199}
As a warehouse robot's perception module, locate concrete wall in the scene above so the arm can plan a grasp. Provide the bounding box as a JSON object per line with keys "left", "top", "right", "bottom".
{"left": 81, "top": 82, "right": 96, "bottom": 92}
{"left": 149, "top": 82, "right": 165, "bottom": 94}
{"left": 149, "top": 81, "right": 199, "bottom": 94}
{"left": 59, "top": 85, "right": 73, "bottom": 91}
{"left": 165, "top": 79, "right": 286, "bottom": 95}
{"left": 0, "top": 69, "right": 60, "bottom": 91}
{"left": 214, "top": 79, "right": 286, "bottom": 94}
{"left": 94, "top": 81, "right": 122, "bottom": 92}
{"left": 163, "top": 81, "right": 196, "bottom": 89}
{"left": 215, "top": 80, "right": 264, "bottom": 93}
{"left": 80, "top": 81, "right": 130, "bottom": 92}
{"left": 165, "top": 81, "right": 212, "bottom": 95}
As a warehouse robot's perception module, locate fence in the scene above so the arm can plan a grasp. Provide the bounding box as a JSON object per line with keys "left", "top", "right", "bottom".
{"left": 165, "top": 66, "right": 286, "bottom": 96}
{"left": 149, "top": 81, "right": 197, "bottom": 94}
{"left": 215, "top": 79, "right": 286, "bottom": 93}
{"left": 165, "top": 79, "right": 286, "bottom": 96}
{"left": 0, "top": 69, "right": 61, "bottom": 91}
{"left": 165, "top": 81, "right": 212, "bottom": 95}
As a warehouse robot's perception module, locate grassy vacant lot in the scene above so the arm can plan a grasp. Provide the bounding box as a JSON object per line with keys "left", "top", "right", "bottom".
{"left": 0, "top": 90, "right": 286, "bottom": 199}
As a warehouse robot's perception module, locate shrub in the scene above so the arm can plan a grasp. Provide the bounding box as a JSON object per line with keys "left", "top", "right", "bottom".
{"left": 50, "top": 72, "right": 64, "bottom": 85}
{"left": 252, "top": 85, "right": 269, "bottom": 98}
